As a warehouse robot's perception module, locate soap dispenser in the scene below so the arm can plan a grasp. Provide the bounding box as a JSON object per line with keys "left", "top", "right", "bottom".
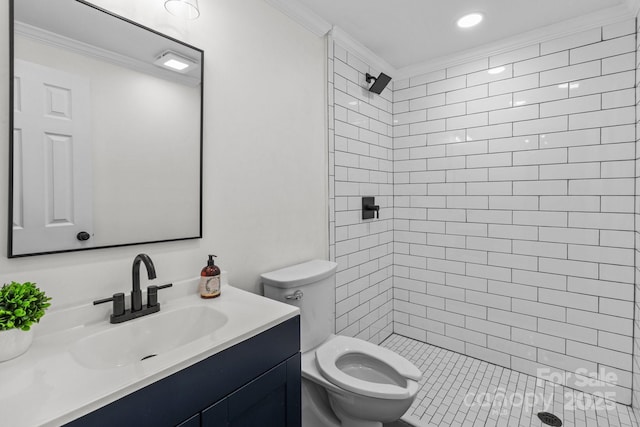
{"left": 199, "top": 255, "right": 221, "bottom": 299}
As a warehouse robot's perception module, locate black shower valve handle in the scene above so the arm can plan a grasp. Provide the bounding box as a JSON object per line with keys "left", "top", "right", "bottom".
{"left": 366, "top": 204, "right": 380, "bottom": 219}
{"left": 362, "top": 196, "right": 380, "bottom": 220}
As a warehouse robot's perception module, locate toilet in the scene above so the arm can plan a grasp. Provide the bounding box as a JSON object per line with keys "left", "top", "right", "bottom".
{"left": 261, "top": 260, "right": 422, "bottom": 427}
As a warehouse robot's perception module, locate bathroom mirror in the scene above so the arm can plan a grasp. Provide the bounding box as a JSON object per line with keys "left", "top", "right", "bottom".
{"left": 9, "top": 0, "right": 203, "bottom": 257}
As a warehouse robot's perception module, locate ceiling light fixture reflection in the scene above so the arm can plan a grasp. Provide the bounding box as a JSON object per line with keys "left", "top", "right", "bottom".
{"left": 488, "top": 66, "right": 505, "bottom": 75}
{"left": 457, "top": 13, "right": 483, "bottom": 29}
{"left": 154, "top": 51, "right": 197, "bottom": 73}
{"left": 164, "top": 0, "right": 200, "bottom": 20}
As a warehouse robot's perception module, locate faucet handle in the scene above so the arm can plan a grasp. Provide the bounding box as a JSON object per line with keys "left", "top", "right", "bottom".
{"left": 147, "top": 283, "right": 173, "bottom": 308}
{"left": 93, "top": 293, "right": 126, "bottom": 317}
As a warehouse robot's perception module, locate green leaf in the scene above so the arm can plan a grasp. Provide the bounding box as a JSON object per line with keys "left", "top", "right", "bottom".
{"left": 0, "top": 282, "right": 50, "bottom": 331}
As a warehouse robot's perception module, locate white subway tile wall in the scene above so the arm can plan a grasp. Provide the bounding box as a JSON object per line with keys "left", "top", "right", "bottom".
{"left": 393, "top": 20, "right": 636, "bottom": 404}
{"left": 328, "top": 39, "right": 394, "bottom": 344}
{"left": 328, "top": 19, "right": 638, "bottom": 411}
{"left": 633, "top": 13, "right": 640, "bottom": 424}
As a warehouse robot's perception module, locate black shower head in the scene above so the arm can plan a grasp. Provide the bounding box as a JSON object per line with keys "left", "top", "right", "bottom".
{"left": 365, "top": 72, "right": 392, "bottom": 94}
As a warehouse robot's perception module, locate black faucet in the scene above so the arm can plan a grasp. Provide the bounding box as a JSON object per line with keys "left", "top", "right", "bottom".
{"left": 93, "top": 253, "right": 172, "bottom": 324}
{"left": 132, "top": 253, "right": 157, "bottom": 312}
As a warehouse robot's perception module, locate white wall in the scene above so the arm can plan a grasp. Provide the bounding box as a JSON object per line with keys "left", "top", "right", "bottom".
{"left": 0, "top": 0, "right": 327, "bottom": 309}
{"left": 392, "top": 19, "right": 637, "bottom": 404}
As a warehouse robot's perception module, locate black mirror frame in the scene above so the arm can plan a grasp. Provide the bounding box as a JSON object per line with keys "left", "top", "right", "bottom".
{"left": 7, "top": 0, "right": 204, "bottom": 258}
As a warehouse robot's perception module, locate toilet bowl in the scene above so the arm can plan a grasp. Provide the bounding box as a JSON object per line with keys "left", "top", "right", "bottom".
{"left": 261, "top": 260, "right": 422, "bottom": 427}
{"left": 314, "top": 335, "right": 421, "bottom": 426}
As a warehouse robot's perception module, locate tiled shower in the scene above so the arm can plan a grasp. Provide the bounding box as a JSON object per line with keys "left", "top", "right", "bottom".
{"left": 328, "top": 11, "right": 640, "bottom": 422}
{"left": 328, "top": 39, "right": 395, "bottom": 346}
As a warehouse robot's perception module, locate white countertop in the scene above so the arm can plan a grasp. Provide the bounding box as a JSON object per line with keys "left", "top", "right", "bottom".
{"left": 0, "top": 279, "right": 299, "bottom": 427}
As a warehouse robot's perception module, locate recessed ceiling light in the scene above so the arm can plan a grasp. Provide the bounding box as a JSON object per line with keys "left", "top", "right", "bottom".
{"left": 457, "top": 13, "right": 483, "bottom": 29}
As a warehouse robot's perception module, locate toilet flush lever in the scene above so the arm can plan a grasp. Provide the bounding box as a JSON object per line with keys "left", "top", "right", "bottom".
{"left": 285, "top": 290, "right": 304, "bottom": 300}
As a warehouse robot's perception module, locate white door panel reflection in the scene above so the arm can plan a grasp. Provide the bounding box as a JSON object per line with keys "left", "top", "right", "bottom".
{"left": 13, "top": 59, "right": 93, "bottom": 254}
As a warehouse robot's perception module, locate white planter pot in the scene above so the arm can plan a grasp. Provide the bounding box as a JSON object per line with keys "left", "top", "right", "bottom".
{"left": 0, "top": 328, "right": 34, "bottom": 362}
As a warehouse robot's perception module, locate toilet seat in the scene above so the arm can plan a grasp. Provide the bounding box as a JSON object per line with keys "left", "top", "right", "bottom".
{"left": 315, "top": 335, "right": 421, "bottom": 400}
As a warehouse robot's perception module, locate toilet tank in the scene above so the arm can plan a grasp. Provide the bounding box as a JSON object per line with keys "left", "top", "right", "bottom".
{"left": 261, "top": 260, "right": 337, "bottom": 352}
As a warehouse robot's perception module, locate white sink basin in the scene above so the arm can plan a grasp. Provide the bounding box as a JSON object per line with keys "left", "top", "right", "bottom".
{"left": 69, "top": 305, "right": 228, "bottom": 369}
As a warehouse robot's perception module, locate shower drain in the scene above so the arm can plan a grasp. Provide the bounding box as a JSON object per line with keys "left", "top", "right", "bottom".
{"left": 140, "top": 354, "right": 157, "bottom": 361}
{"left": 537, "top": 412, "right": 562, "bottom": 426}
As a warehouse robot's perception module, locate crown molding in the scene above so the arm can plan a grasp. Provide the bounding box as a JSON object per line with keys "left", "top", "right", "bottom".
{"left": 330, "top": 26, "right": 397, "bottom": 77}
{"left": 396, "top": 4, "right": 635, "bottom": 80}
{"left": 263, "top": 0, "right": 331, "bottom": 37}
{"left": 262, "top": 0, "right": 395, "bottom": 76}
{"left": 15, "top": 22, "right": 200, "bottom": 87}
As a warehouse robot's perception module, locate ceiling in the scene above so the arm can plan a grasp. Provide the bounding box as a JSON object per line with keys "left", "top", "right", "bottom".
{"left": 292, "top": 0, "right": 631, "bottom": 71}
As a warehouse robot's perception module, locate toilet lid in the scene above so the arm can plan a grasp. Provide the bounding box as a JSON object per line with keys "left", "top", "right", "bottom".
{"left": 315, "top": 336, "right": 422, "bottom": 400}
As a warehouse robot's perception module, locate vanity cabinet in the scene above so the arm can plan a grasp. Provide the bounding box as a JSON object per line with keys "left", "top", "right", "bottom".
{"left": 64, "top": 316, "right": 301, "bottom": 427}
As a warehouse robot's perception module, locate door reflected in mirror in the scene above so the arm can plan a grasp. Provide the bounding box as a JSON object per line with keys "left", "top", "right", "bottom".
{"left": 9, "top": 0, "right": 203, "bottom": 257}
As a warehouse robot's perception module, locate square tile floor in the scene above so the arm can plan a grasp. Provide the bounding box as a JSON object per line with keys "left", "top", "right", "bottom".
{"left": 381, "top": 334, "right": 638, "bottom": 427}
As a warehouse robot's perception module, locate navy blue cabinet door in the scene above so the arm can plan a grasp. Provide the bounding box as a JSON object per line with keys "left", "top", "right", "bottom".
{"left": 202, "top": 353, "right": 301, "bottom": 427}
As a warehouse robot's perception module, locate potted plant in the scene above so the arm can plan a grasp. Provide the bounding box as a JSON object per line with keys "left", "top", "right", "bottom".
{"left": 0, "top": 281, "right": 51, "bottom": 362}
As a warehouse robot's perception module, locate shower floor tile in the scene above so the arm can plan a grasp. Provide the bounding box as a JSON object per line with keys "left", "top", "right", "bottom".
{"left": 381, "top": 334, "right": 638, "bottom": 427}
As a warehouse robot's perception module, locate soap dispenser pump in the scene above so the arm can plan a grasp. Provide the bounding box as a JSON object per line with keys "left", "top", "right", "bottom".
{"left": 199, "top": 254, "right": 221, "bottom": 299}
